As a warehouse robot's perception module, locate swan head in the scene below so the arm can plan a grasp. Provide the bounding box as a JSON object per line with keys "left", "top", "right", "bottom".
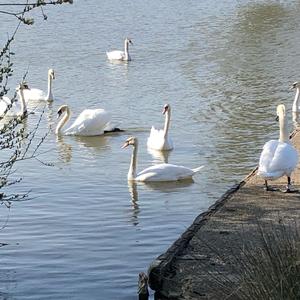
{"left": 57, "top": 104, "right": 69, "bottom": 119}
{"left": 125, "top": 38, "right": 133, "bottom": 45}
{"left": 16, "top": 82, "right": 30, "bottom": 91}
{"left": 48, "top": 68, "right": 55, "bottom": 80}
{"left": 122, "top": 136, "right": 137, "bottom": 148}
{"left": 162, "top": 104, "right": 171, "bottom": 115}
{"left": 291, "top": 81, "right": 300, "bottom": 90}
{"left": 276, "top": 104, "right": 286, "bottom": 121}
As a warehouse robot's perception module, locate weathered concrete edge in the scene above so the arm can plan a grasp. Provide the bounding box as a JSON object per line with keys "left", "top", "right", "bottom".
{"left": 148, "top": 128, "right": 300, "bottom": 293}
{"left": 148, "top": 168, "right": 256, "bottom": 292}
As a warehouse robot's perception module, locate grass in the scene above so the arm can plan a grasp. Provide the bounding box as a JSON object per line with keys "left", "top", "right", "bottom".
{"left": 205, "top": 219, "right": 300, "bottom": 300}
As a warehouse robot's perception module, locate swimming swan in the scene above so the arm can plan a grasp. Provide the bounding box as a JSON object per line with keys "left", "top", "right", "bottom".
{"left": 122, "top": 136, "right": 203, "bottom": 182}
{"left": 106, "top": 38, "right": 133, "bottom": 61}
{"left": 291, "top": 81, "right": 300, "bottom": 113}
{"left": 258, "top": 104, "right": 298, "bottom": 192}
{"left": 0, "top": 83, "right": 29, "bottom": 117}
{"left": 147, "top": 104, "right": 173, "bottom": 151}
{"left": 55, "top": 104, "right": 115, "bottom": 136}
{"left": 23, "top": 69, "right": 55, "bottom": 102}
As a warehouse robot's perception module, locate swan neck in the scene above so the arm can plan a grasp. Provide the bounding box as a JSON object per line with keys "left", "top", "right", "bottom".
{"left": 18, "top": 89, "right": 27, "bottom": 116}
{"left": 128, "top": 142, "right": 138, "bottom": 180}
{"left": 124, "top": 40, "right": 129, "bottom": 60}
{"left": 46, "top": 73, "right": 53, "bottom": 101}
{"left": 163, "top": 110, "right": 171, "bottom": 138}
{"left": 292, "top": 88, "right": 300, "bottom": 113}
{"left": 56, "top": 108, "right": 70, "bottom": 134}
{"left": 279, "top": 113, "right": 289, "bottom": 143}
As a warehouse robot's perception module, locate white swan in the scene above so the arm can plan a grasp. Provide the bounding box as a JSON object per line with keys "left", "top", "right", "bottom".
{"left": 258, "top": 104, "right": 298, "bottom": 192}
{"left": 122, "top": 136, "right": 203, "bottom": 182}
{"left": 22, "top": 69, "right": 55, "bottom": 102}
{"left": 55, "top": 104, "right": 116, "bottom": 136}
{"left": 147, "top": 104, "right": 173, "bottom": 151}
{"left": 0, "top": 83, "right": 28, "bottom": 117}
{"left": 291, "top": 81, "right": 300, "bottom": 113}
{"left": 106, "top": 38, "right": 133, "bottom": 61}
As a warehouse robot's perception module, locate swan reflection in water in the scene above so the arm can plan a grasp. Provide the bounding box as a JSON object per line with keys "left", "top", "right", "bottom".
{"left": 147, "top": 148, "right": 171, "bottom": 164}
{"left": 142, "top": 178, "right": 194, "bottom": 193}
{"left": 128, "top": 181, "right": 140, "bottom": 226}
{"left": 74, "top": 135, "right": 110, "bottom": 152}
{"left": 56, "top": 135, "right": 110, "bottom": 163}
{"left": 127, "top": 179, "right": 194, "bottom": 226}
{"left": 56, "top": 136, "right": 72, "bottom": 163}
{"left": 292, "top": 112, "right": 300, "bottom": 128}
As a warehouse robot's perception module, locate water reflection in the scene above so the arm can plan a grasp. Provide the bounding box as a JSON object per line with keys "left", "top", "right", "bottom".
{"left": 236, "top": 3, "right": 288, "bottom": 37}
{"left": 127, "top": 181, "right": 140, "bottom": 226}
{"left": 143, "top": 179, "right": 194, "bottom": 193}
{"left": 106, "top": 60, "right": 129, "bottom": 77}
{"left": 56, "top": 135, "right": 110, "bottom": 163}
{"left": 74, "top": 135, "right": 110, "bottom": 152}
{"left": 107, "top": 60, "right": 130, "bottom": 67}
{"left": 56, "top": 136, "right": 72, "bottom": 163}
{"left": 292, "top": 112, "right": 300, "bottom": 128}
{"left": 147, "top": 148, "right": 170, "bottom": 163}
{"left": 45, "top": 101, "right": 55, "bottom": 130}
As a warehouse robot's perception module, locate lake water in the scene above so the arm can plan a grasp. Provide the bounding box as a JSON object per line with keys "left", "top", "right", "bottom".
{"left": 0, "top": 0, "right": 300, "bottom": 299}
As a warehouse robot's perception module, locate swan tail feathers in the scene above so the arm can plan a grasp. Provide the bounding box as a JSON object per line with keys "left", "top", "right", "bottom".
{"left": 192, "top": 166, "right": 204, "bottom": 173}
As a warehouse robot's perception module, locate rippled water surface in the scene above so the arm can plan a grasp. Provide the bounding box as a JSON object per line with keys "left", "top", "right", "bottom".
{"left": 1, "top": 0, "right": 300, "bottom": 299}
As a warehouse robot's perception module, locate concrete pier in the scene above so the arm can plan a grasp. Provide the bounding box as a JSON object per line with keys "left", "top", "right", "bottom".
{"left": 148, "top": 129, "right": 300, "bottom": 299}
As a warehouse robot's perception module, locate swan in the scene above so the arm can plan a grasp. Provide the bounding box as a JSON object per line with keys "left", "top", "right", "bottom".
{"left": 55, "top": 104, "right": 119, "bottom": 136}
{"left": 122, "top": 136, "right": 203, "bottom": 182}
{"left": 0, "top": 83, "right": 29, "bottom": 117}
{"left": 106, "top": 38, "right": 133, "bottom": 61}
{"left": 147, "top": 104, "right": 173, "bottom": 151}
{"left": 258, "top": 104, "right": 298, "bottom": 192}
{"left": 22, "top": 68, "right": 55, "bottom": 102}
{"left": 291, "top": 81, "right": 300, "bottom": 113}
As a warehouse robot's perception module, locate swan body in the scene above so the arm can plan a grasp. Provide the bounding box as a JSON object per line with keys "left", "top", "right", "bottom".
{"left": 134, "top": 163, "right": 203, "bottom": 182}
{"left": 0, "top": 83, "right": 28, "bottom": 117}
{"left": 291, "top": 81, "right": 300, "bottom": 113}
{"left": 258, "top": 104, "right": 298, "bottom": 191}
{"left": 22, "top": 69, "right": 55, "bottom": 102}
{"left": 258, "top": 140, "right": 298, "bottom": 180}
{"left": 122, "top": 136, "right": 203, "bottom": 182}
{"left": 106, "top": 38, "right": 133, "bottom": 61}
{"left": 147, "top": 104, "right": 173, "bottom": 151}
{"left": 56, "top": 105, "right": 113, "bottom": 136}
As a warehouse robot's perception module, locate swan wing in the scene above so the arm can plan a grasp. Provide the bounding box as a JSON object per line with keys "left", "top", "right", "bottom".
{"left": 136, "top": 163, "right": 196, "bottom": 182}
{"left": 106, "top": 50, "right": 125, "bottom": 60}
{"left": 258, "top": 140, "right": 298, "bottom": 179}
{"left": 65, "top": 109, "right": 111, "bottom": 136}
{"left": 22, "top": 88, "right": 46, "bottom": 101}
